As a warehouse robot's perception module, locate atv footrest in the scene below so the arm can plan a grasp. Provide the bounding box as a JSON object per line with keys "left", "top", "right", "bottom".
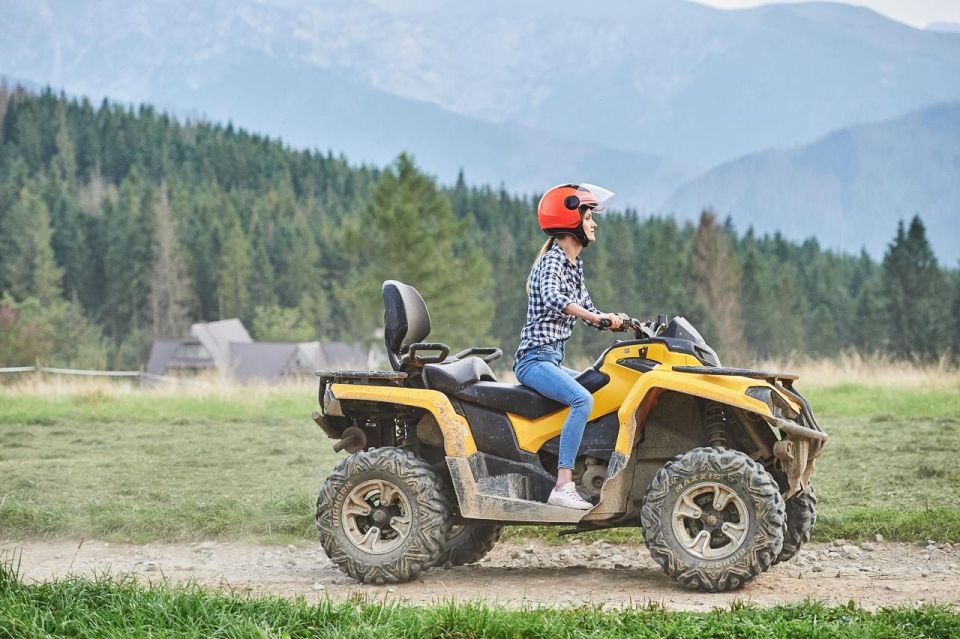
{"left": 447, "top": 457, "right": 588, "bottom": 524}
{"left": 476, "top": 473, "right": 531, "bottom": 500}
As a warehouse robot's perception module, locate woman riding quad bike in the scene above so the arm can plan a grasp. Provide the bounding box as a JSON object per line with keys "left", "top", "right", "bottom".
{"left": 312, "top": 284, "right": 827, "bottom": 591}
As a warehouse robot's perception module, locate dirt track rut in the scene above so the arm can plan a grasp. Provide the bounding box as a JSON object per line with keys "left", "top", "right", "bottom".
{"left": 4, "top": 538, "right": 959, "bottom": 611}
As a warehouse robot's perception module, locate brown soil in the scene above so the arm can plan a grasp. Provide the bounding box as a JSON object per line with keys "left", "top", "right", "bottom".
{"left": 3, "top": 537, "right": 959, "bottom": 611}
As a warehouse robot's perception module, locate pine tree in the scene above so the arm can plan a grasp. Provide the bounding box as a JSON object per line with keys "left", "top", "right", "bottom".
{"left": 882, "top": 216, "right": 950, "bottom": 359}
{"left": 148, "top": 187, "right": 191, "bottom": 338}
{"left": 850, "top": 251, "right": 886, "bottom": 352}
{"left": 690, "top": 210, "right": 746, "bottom": 358}
{"left": 0, "top": 80, "right": 10, "bottom": 130}
{"left": 740, "top": 243, "right": 776, "bottom": 357}
{"left": 335, "top": 154, "right": 494, "bottom": 348}
{"left": 51, "top": 103, "right": 78, "bottom": 181}
{"left": 245, "top": 210, "right": 277, "bottom": 311}
{"left": 43, "top": 165, "right": 89, "bottom": 306}
{"left": 218, "top": 216, "right": 252, "bottom": 320}
{"left": 451, "top": 169, "right": 469, "bottom": 219}
{"left": 103, "top": 169, "right": 155, "bottom": 342}
{"left": 633, "top": 218, "right": 694, "bottom": 318}
{"left": 176, "top": 186, "right": 227, "bottom": 321}
{"left": 0, "top": 185, "right": 64, "bottom": 304}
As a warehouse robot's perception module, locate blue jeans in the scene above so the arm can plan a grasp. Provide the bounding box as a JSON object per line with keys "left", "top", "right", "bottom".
{"left": 514, "top": 341, "right": 593, "bottom": 470}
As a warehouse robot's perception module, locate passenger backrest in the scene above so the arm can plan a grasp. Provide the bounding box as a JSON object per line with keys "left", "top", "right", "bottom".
{"left": 382, "top": 280, "right": 432, "bottom": 370}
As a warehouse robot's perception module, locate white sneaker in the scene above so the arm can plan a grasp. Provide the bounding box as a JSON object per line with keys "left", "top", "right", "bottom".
{"left": 547, "top": 482, "right": 593, "bottom": 510}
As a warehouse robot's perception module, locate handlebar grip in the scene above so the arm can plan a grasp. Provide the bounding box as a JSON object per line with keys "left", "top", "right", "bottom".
{"left": 598, "top": 318, "right": 612, "bottom": 329}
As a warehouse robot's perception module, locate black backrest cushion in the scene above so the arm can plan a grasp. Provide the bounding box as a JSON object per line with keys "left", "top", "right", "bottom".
{"left": 382, "top": 280, "right": 432, "bottom": 355}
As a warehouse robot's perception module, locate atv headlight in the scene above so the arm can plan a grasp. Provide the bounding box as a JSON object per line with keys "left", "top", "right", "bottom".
{"left": 745, "top": 386, "right": 798, "bottom": 420}
{"left": 745, "top": 386, "right": 780, "bottom": 418}
{"left": 771, "top": 391, "right": 799, "bottom": 420}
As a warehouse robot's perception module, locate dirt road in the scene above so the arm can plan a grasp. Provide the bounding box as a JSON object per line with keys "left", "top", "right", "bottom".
{"left": 3, "top": 537, "right": 958, "bottom": 611}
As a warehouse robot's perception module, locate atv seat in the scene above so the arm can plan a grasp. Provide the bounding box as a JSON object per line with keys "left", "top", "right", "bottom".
{"left": 422, "top": 357, "right": 497, "bottom": 394}
{"left": 454, "top": 369, "right": 609, "bottom": 420}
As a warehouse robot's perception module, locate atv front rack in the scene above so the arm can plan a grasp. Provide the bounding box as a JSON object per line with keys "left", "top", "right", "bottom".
{"left": 672, "top": 365, "right": 799, "bottom": 383}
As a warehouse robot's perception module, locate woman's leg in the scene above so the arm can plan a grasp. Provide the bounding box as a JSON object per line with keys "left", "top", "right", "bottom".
{"left": 517, "top": 359, "right": 594, "bottom": 480}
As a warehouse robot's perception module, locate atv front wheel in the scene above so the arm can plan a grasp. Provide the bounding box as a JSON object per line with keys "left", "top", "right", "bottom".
{"left": 437, "top": 523, "right": 503, "bottom": 567}
{"left": 774, "top": 482, "right": 817, "bottom": 565}
{"left": 316, "top": 447, "right": 450, "bottom": 584}
{"left": 640, "top": 447, "right": 785, "bottom": 592}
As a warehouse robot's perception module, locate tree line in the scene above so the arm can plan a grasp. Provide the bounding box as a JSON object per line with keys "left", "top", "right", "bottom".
{"left": 1, "top": 86, "right": 957, "bottom": 370}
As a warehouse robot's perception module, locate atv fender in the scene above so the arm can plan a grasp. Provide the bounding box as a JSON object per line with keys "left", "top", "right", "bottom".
{"left": 328, "top": 383, "right": 478, "bottom": 456}
{"left": 612, "top": 367, "right": 779, "bottom": 454}
{"left": 585, "top": 369, "right": 817, "bottom": 520}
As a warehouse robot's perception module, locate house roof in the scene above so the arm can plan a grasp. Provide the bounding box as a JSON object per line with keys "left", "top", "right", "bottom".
{"left": 146, "top": 340, "right": 181, "bottom": 376}
{"left": 147, "top": 319, "right": 371, "bottom": 382}
{"left": 190, "top": 318, "right": 251, "bottom": 373}
{"left": 229, "top": 342, "right": 300, "bottom": 382}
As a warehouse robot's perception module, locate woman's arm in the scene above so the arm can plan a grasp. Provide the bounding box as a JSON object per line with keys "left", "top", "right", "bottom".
{"left": 562, "top": 302, "right": 601, "bottom": 325}
{"left": 563, "top": 303, "right": 623, "bottom": 328}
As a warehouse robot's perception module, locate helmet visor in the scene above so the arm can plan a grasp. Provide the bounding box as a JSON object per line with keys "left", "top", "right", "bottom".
{"left": 579, "top": 183, "right": 616, "bottom": 212}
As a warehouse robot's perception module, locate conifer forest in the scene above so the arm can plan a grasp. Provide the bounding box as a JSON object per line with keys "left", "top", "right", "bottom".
{"left": 1, "top": 86, "right": 958, "bottom": 370}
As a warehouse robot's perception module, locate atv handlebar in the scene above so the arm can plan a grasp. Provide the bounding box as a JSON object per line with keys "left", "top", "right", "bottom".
{"left": 595, "top": 313, "right": 631, "bottom": 331}
{"left": 595, "top": 313, "right": 669, "bottom": 339}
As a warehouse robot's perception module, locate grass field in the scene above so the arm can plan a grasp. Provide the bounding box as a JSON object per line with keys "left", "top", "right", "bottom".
{"left": 1, "top": 559, "right": 958, "bottom": 639}
{"left": 1, "top": 373, "right": 959, "bottom": 544}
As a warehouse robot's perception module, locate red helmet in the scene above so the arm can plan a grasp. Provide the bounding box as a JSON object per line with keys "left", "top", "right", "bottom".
{"left": 537, "top": 183, "right": 614, "bottom": 247}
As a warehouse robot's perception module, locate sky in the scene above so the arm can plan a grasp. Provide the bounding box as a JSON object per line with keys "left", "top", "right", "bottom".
{"left": 695, "top": 0, "right": 960, "bottom": 28}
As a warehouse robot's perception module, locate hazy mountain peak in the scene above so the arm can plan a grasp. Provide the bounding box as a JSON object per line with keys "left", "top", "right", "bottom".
{"left": 665, "top": 102, "right": 960, "bottom": 261}
{"left": 927, "top": 21, "right": 960, "bottom": 34}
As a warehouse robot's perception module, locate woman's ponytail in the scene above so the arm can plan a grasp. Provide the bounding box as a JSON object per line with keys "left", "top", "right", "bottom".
{"left": 526, "top": 238, "right": 555, "bottom": 295}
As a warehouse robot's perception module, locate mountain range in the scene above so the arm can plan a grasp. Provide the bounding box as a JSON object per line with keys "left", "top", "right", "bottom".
{"left": 1, "top": 0, "right": 958, "bottom": 260}
{"left": 666, "top": 102, "right": 960, "bottom": 261}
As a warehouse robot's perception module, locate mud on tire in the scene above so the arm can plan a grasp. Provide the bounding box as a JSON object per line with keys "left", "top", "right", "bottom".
{"left": 774, "top": 482, "right": 817, "bottom": 565}
{"left": 640, "top": 447, "right": 785, "bottom": 592}
{"left": 316, "top": 447, "right": 450, "bottom": 584}
{"left": 437, "top": 523, "right": 503, "bottom": 568}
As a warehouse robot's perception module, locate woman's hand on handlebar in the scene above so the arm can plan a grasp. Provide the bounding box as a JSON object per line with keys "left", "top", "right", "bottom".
{"left": 596, "top": 312, "right": 624, "bottom": 330}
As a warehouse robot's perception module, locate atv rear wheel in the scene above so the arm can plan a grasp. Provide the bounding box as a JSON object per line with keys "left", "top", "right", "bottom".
{"left": 437, "top": 523, "right": 503, "bottom": 567}
{"left": 774, "top": 482, "right": 817, "bottom": 565}
{"left": 316, "top": 447, "right": 450, "bottom": 584}
{"left": 640, "top": 447, "right": 785, "bottom": 592}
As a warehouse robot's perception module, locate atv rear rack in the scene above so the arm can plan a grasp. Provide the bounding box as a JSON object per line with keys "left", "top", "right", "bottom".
{"left": 315, "top": 370, "right": 408, "bottom": 413}
{"left": 316, "top": 370, "right": 407, "bottom": 384}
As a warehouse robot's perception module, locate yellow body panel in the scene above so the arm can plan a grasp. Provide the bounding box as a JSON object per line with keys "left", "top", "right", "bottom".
{"left": 329, "top": 384, "right": 477, "bottom": 457}
{"left": 511, "top": 341, "right": 781, "bottom": 455}
{"left": 613, "top": 369, "right": 773, "bottom": 453}
{"left": 332, "top": 340, "right": 797, "bottom": 462}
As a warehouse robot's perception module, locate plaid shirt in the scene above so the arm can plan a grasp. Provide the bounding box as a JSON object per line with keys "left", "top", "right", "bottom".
{"left": 515, "top": 242, "right": 599, "bottom": 361}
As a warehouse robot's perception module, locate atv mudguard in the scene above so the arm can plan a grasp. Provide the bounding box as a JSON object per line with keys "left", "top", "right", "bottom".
{"left": 583, "top": 364, "right": 825, "bottom": 522}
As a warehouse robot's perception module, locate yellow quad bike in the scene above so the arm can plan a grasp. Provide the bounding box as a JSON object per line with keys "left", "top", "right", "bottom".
{"left": 313, "top": 280, "right": 827, "bottom": 591}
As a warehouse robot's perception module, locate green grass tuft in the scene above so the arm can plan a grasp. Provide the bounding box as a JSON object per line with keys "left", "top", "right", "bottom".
{"left": 1, "top": 559, "right": 959, "bottom": 638}
{"left": 814, "top": 507, "right": 960, "bottom": 543}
